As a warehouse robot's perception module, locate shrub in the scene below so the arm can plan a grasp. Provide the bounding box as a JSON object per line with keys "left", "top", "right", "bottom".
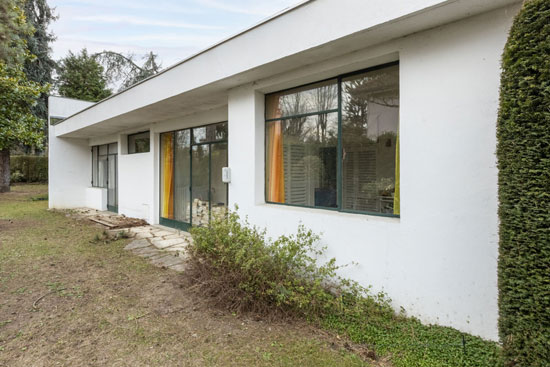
{"left": 496, "top": 0, "right": 550, "bottom": 366}
{"left": 10, "top": 155, "right": 48, "bottom": 183}
{"left": 188, "top": 210, "right": 502, "bottom": 366}
{"left": 188, "top": 210, "right": 378, "bottom": 317}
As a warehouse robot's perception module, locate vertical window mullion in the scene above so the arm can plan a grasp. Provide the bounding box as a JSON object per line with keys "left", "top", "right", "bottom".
{"left": 189, "top": 128, "right": 193, "bottom": 227}
{"left": 172, "top": 133, "right": 176, "bottom": 222}
{"left": 337, "top": 77, "right": 343, "bottom": 211}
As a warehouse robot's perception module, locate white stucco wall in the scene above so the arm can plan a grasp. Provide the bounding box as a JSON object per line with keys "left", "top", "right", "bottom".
{"left": 48, "top": 97, "right": 95, "bottom": 209}
{"left": 86, "top": 187, "right": 107, "bottom": 211}
{"left": 226, "top": 7, "right": 516, "bottom": 341}
{"left": 47, "top": 3, "right": 520, "bottom": 341}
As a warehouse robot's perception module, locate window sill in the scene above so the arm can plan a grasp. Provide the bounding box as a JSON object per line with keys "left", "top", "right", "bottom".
{"left": 259, "top": 201, "right": 400, "bottom": 223}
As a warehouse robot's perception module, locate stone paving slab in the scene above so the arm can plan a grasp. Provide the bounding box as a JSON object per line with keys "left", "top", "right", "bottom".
{"left": 69, "top": 208, "right": 191, "bottom": 272}
{"left": 150, "top": 254, "right": 184, "bottom": 267}
{"left": 151, "top": 238, "right": 187, "bottom": 249}
{"left": 124, "top": 239, "right": 150, "bottom": 250}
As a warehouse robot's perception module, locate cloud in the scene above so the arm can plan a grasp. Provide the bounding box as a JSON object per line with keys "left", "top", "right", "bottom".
{"left": 52, "top": 38, "right": 200, "bottom": 66}
{"left": 61, "top": 33, "right": 221, "bottom": 48}
{"left": 194, "top": 0, "right": 297, "bottom": 16}
{"left": 74, "top": 15, "right": 225, "bottom": 30}
{"left": 53, "top": 0, "right": 204, "bottom": 15}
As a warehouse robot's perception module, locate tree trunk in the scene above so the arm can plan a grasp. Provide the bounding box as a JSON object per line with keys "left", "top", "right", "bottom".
{"left": 0, "top": 148, "right": 10, "bottom": 193}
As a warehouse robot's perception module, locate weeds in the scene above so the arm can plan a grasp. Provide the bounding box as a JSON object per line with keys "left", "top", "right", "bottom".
{"left": 90, "top": 229, "right": 129, "bottom": 244}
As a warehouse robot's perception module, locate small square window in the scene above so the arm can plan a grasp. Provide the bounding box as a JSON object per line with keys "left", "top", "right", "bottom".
{"left": 128, "top": 131, "right": 150, "bottom": 154}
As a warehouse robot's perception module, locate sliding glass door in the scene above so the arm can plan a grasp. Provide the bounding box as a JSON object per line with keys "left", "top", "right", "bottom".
{"left": 160, "top": 122, "right": 228, "bottom": 231}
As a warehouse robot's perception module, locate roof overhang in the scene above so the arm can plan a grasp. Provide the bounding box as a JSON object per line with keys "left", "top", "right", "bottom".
{"left": 55, "top": 0, "right": 520, "bottom": 139}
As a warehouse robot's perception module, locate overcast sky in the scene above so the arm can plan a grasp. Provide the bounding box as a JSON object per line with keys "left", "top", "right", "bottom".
{"left": 48, "top": 0, "right": 300, "bottom": 68}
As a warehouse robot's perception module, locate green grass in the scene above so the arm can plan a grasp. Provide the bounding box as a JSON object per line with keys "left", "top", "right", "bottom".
{"left": 322, "top": 312, "right": 501, "bottom": 367}
{"left": 0, "top": 185, "right": 368, "bottom": 367}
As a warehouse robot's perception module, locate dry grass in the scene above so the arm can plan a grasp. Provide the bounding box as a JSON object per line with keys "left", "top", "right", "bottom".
{"left": 0, "top": 184, "right": 368, "bottom": 367}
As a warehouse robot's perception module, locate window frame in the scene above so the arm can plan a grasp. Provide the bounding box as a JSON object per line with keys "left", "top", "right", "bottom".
{"left": 264, "top": 61, "right": 400, "bottom": 219}
{"left": 91, "top": 142, "right": 117, "bottom": 188}
{"left": 127, "top": 131, "right": 151, "bottom": 154}
{"left": 158, "top": 121, "right": 229, "bottom": 230}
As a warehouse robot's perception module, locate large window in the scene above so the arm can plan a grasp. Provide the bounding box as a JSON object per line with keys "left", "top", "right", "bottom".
{"left": 265, "top": 62, "right": 400, "bottom": 216}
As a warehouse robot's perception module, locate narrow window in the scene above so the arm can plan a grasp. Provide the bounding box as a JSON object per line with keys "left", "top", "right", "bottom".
{"left": 92, "top": 146, "right": 98, "bottom": 186}
{"left": 128, "top": 131, "right": 150, "bottom": 154}
{"left": 160, "top": 132, "right": 175, "bottom": 219}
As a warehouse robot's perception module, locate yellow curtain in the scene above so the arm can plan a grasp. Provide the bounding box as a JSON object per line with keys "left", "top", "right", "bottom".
{"left": 161, "top": 133, "right": 174, "bottom": 218}
{"left": 393, "top": 132, "right": 400, "bottom": 215}
{"left": 266, "top": 93, "right": 285, "bottom": 203}
{"left": 267, "top": 121, "right": 285, "bottom": 202}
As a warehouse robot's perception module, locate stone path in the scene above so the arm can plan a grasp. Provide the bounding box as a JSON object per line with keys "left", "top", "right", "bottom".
{"left": 119, "top": 225, "right": 192, "bottom": 272}
{"left": 69, "top": 208, "right": 191, "bottom": 272}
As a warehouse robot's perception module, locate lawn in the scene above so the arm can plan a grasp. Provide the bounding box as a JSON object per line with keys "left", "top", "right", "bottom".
{"left": 0, "top": 185, "right": 368, "bottom": 366}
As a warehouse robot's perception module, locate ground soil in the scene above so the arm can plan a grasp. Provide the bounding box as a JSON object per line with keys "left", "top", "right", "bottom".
{"left": 0, "top": 185, "right": 369, "bottom": 367}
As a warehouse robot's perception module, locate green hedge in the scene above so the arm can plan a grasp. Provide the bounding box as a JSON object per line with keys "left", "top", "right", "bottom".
{"left": 10, "top": 155, "right": 48, "bottom": 183}
{"left": 496, "top": 1, "right": 550, "bottom": 366}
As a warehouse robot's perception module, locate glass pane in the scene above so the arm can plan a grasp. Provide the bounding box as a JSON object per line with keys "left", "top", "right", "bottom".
{"left": 98, "top": 155, "right": 108, "bottom": 188}
{"left": 160, "top": 132, "right": 174, "bottom": 219}
{"left": 266, "top": 112, "right": 338, "bottom": 208}
{"left": 191, "top": 144, "right": 210, "bottom": 226}
{"left": 50, "top": 117, "right": 63, "bottom": 125}
{"left": 174, "top": 130, "right": 191, "bottom": 223}
{"left": 342, "top": 64, "right": 399, "bottom": 214}
{"left": 108, "top": 143, "right": 117, "bottom": 155}
{"left": 92, "top": 146, "right": 98, "bottom": 186}
{"left": 99, "top": 144, "right": 108, "bottom": 155}
{"left": 193, "top": 122, "right": 228, "bottom": 144}
{"left": 108, "top": 155, "right": 117, "bottom": 208}
{"left": 266, "top": 79, "right": 338, "bottom": 119}
{"left": 210, "top": 143, "right": 228, "bottom": 220}
{"left": 128, "top": 131, "right": 150, "bottom": 154}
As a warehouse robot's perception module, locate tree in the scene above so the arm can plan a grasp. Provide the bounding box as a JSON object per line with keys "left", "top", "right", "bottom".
{"left": 0, "top": 0, "right": 32, "bottom": 65}
{"left": 56, "top": 49, "right": 112, "bottom": 102}
{"left": 497, "top": 0, "right": 550, "bottom": 366}
{"left": 94, "top": 50, "right": 161, "bottom": 92}
{"left": 0, "top": 0, "right": 48, "bottom": 192}
{"left": 22, "top": 0, "right": 56, "bottom": 126}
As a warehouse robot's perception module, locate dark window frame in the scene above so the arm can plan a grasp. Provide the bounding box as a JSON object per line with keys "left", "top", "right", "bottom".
{"left": 158, "top": 121, "right": 229, "bottom": 230}
{"left": 91, "top": 142, "right": 117, "bottom": 188}
{"left": 127, "top": 131, "right": 151, "bottom": 154}
{"left": 264, "top": 61, "right": 400, "bottom": 219}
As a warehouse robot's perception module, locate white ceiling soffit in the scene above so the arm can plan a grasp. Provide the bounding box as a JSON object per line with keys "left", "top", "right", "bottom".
{"left": 55, "top": 0, "right": 520, "bottom": 138}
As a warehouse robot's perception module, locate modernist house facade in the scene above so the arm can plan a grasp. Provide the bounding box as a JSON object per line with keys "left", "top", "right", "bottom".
{"left": 48, "top": 0, "right": 523, "bottom": 341}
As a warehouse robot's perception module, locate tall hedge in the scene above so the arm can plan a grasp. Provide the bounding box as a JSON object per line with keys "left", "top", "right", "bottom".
{"left": 10, "top": 155, "right": 48, "bottom": 183}
{"left": 496, "top": 0, "right": 550, "bottom": 366}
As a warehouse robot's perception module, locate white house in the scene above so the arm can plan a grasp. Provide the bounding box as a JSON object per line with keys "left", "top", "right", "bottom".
{"left": 48, "top": 0, "right": 523, "bottom": 341}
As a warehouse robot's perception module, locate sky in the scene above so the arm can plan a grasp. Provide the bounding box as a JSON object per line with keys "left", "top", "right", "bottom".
{"left": 48, "top": 0, "right": 300, "bottom": 69}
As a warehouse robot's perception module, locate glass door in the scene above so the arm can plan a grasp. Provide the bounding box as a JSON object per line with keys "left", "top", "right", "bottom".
{"left": 160, "top": 122, "right": 227, "bottom": 231}
{"left": 191, "top": 144, "right": 210, "bottom": 226}
{"left": 107, "top": 143, "right": 118, "bottom": 212}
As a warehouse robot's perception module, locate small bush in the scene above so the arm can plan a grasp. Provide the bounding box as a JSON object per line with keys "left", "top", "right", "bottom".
{"left": 10, "top": 155, "right": 48, "bottom": 183}
{"left": 188, "top": 210, "right": 377, "bottom": 318}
